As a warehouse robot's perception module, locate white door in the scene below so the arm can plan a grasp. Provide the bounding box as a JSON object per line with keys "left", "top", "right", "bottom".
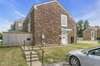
{"left": 61, "top": 28, "right": 68, "bottom": 45}
{"left": 61, "top": 34, "right": 68, "bottom": 45}
{"left": 91, "top": 31, "right": 95, "bottom": 40}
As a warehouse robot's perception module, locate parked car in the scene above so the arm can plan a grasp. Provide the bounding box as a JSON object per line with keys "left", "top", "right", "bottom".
{"left": 68, "top": 47, "right": 100, "bottom": 66}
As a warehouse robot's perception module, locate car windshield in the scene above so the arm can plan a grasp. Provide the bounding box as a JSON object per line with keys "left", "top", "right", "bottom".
{"left": 81, "top": 47, "right": 100, "bottom": 55}
{"left": 81, "top": 48, "right": 90, "bottom": 54}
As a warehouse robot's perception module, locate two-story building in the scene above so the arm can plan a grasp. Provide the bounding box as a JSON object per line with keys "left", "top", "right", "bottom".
{"left": 23, "top": 0, "right": 77, "bottom": 46}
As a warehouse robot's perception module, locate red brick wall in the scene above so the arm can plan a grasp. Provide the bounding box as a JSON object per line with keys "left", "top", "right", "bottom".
{"left": 97, "top": 28, "right": 100, "bottom": 38}
{"left": 24, "top": 2, "right": 77, "bottom": 45}
{"left": 83, "top": 29, "right": 92, "bottom": 40}
{"left": 83, "top": 27, "right": 97, "bottom": 40}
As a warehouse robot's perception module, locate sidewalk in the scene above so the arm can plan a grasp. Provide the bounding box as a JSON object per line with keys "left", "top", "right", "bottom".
{"left": 44, "top": 62, "right": 70, "bottom": 66}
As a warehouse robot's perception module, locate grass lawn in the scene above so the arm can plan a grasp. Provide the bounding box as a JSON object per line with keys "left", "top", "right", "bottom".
{"left": 39, "top": 43, "right": 100, "bottom": 64}
{"left": 0, "top": 41, "right": 100, "bottom": 65}
{"left": 0, "top": 47, "right": 27, "bottom": 66}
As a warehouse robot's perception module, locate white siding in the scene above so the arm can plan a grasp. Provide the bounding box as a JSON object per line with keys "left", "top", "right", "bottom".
{"left": 3, "top": 33, "right": 33, "bottom": 46}
{"left": 91, "top": 31, "right": 96, "bottom": 40}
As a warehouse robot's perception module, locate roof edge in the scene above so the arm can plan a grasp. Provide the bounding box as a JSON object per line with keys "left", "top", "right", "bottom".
{"left": 34, "top": 0, "right": 57, "bottom": 7}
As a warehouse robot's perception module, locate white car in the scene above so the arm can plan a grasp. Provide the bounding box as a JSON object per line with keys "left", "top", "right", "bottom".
{"left": 68, "top": 47, "right": 100, "bottom": 66}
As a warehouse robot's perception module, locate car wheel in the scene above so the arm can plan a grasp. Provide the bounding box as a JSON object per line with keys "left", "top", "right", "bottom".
{"left": 69, "top": 56, "right": 81, "bottom": 66}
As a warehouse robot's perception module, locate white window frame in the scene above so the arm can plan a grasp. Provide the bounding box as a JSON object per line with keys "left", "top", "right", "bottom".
{"left": 61, "top": 14, "right": 67, "bottom": 27}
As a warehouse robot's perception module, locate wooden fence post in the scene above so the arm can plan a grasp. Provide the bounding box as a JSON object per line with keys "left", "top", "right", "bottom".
{"left": 30, "top": 52, "right": 32, "bottom": 66}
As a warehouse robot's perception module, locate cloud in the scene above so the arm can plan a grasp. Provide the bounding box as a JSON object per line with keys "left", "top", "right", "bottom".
{"left": 0, "top": 18, "right": 13, "bottom": 32}
{"left": 76, "top": 0, "right": 100, "bottom": 26}
{"left": 15, "top": 10, "right": 25, "bottom": 18}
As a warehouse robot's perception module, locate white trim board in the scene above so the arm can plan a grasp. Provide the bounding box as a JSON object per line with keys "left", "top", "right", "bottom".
{"left": 25, "top": 0, "right": 75, "bottom": 24}
{"left": 33, "top": 0, "right": 72, "bottom": 17}
{"left": 34, "top": 0, "right": 57, "bottom": 7}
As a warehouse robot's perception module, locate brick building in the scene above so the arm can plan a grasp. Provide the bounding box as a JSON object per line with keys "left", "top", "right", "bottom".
{"left": 23, "top": 0, "right": 77, "bottom": 45}
{"left": 83, "top": 26, "right": 100, "bottom": 40}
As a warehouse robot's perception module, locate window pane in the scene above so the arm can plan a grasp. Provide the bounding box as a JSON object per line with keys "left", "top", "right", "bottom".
{"left": 61, "top": 14, "right": 67, "bottom": 27}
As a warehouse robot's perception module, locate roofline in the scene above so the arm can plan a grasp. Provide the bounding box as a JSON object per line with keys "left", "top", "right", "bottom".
{"left": 56, "top": 1, "right": 76, "bottom": 24}
{"left": 25, "top": 0, "right": 57, "bottom": 19}
{"left": 34, "top": 0, "right": 57, "bottom": 7}
{"left": 25, "top": 0, "right": 76, "bottom": 23}
{"left": 83, "top": 26, "right": 99, "bottom": 33}
{"left": 33, "top": 0, "right": 73, "bottom": 17}
{"left": 33, "top": 0, "right": 76, "bottom": 23}
{"left": 24, "top": 0, "right": 58, "bottom": 22}
{"left": 83, "top": 27, "right": 90, "bottom": 33}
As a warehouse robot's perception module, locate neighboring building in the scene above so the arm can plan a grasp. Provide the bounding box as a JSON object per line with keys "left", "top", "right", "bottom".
{"left": 23, "top": 0, "right": 77, "bottom": 45}
{"left": 14, "top": 19, "right": 24, "bottom": 31}
{"left": 3, "top": 32, "right": 32, "bottom": 46}
{"left": 9, "top": 19, "right": 24, "bottom": 32}
{"left": 83, "top": 26, "right": 100, "bottom": 40}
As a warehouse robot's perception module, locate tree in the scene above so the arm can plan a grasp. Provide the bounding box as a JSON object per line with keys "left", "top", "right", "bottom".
{"left": 8, "top": 24, "right": 15, "bottom": 32}
{"left": 84, "top": 20, "right": 89, "bottom": 30}
{"left": 77, "top": 20, "right": 84, "bottom": 37}
{"left": 77, "top": 20, "right": 89, "bottom": 37}
{"left": 0, "top": 33, "right": 2, "bottom": 40}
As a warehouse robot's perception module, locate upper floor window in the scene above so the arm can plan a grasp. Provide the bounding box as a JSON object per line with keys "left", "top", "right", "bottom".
{"left": 61, "top": 14, "right": 67, "bottom": 27}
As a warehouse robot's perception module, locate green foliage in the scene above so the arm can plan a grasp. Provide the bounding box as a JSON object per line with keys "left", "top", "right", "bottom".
{"left": 84, "top": 20, "right": 89, "bottom": 30}
{"left": 77, "top": 20, "right": 84, "bottom": 37}
{"left": 0, "top": 33, "right": 2, "bottom": 40}
{"left": 77, "top": 20, "right": 89, "bottom": 37}
{"left": 8, "top": 24, "right": 15, "bottom": 32}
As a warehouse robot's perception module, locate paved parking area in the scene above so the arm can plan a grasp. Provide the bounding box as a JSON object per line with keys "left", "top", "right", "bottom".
{"left": 45, "top": 62, "right": 70, "bottom": 66}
